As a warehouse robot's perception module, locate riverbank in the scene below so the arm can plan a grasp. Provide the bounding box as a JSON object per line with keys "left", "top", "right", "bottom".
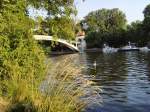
{"left": 50, "top": 54, "right": 102, "bottom": 111}
{"left": 50, "top": 51, "right": 78, "bottom": 55}
{"left": 85, "top": 48, "right": 102, "bottom": 52}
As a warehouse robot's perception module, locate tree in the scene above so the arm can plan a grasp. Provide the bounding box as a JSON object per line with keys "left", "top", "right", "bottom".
{"left": 84, "top": 8, "right": 126, "bottom": 33}
{"left": 125, "top": 21, "right": 147, "bottom": 46}
{"left": 29, "top": 0, "right": 77, "bottom": 40}
{"left": 0, "top": 0, "right": 45, "bottom": 95}
{"left": 46, "top": 17, "right": 76, "bottom": 40}
{"left": 84, "top": 8, "right": 127, "bottom": 48}
{"left": 0, "top": 1, "right": 78, "bottom": 111}
{"left": 143, "top": 4, "right": 150, "bottom": 18}
{"left": 143, "top": 4, "right": 150, "bottom": 37}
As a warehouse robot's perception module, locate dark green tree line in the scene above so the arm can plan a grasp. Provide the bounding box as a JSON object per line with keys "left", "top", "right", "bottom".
{"left": 83, "top": 4, "right": 150, "bottom": 48}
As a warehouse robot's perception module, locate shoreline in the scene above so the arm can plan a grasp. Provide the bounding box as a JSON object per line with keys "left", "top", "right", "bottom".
{"left": 85, "top": 48, "right": 102, "bottom": 52}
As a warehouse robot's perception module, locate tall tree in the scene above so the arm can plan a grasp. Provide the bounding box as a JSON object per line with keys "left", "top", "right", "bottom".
{"left": 143, "top": 4, "right": 150, "bottom": 35}
{"left": 84, "top": 8, "right": 126, "bottom": 33}
{"left": 125, "top": 21, "right": 146, "bottom": 46}
{"left": 0, "top": 0, "right": 76, "bottom": 102}
{"left": 84, "top": 8, "right": 127, "bottom": 48}
{"left": 143, "top": 4, "right": 150, "bottom": 18}
{"left": 0, "top": 0, "right": 45, "bottom": 95}
{"left": 29, "top": 0, "right": 77, "bottom": 40}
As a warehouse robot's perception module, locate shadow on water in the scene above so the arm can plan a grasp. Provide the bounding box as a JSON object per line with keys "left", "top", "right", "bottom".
{"left": 51, "top": 52, "right": 150, "bottom": 112}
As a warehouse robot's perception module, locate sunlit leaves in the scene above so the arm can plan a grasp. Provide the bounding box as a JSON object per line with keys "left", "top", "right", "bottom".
{"left": 0, "top": 0, "right": 45, "bottom": 96}
{"left": 84, "top": 8, "right": 126, "bottom": 33}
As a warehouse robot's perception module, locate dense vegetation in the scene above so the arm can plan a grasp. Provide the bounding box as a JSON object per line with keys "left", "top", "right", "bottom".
{"left": 82, "top": 5, "right": 150, "bottom": 48}
{"left": 33, "top": 0, "right": 77, "bottom": 40}
{"left": 0, "top": 0, "right": 83, "bottom": 112}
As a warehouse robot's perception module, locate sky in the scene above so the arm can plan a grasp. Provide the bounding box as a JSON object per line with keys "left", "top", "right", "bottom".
{"left": 75, "top": 0, "right": 150, "bottom": 23}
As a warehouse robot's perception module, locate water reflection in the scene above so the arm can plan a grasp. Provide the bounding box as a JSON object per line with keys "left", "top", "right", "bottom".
{"left": 51, "top": 52, "right": 150, "bottom": 112}
{"left": 83, "top": 52, "right": 150, "bottom": 112}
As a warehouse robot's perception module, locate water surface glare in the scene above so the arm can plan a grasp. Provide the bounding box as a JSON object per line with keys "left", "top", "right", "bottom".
{"left": 51, "top": 52, "right": 150, "bottom": 112}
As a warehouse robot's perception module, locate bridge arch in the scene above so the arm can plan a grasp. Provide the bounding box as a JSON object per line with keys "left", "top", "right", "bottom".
{"left": 33, "top": 35, "right": 79, "bottom": 52}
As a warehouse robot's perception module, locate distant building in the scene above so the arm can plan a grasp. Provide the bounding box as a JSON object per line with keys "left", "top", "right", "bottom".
{"left": 77, "top": 31, "right": 85, "bottom": 36}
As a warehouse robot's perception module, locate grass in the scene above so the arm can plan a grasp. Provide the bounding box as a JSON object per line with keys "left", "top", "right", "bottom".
{"left": 1, "top": 57, "right": 85, "bottom": 112}
{"left": 0, "top": 97, "right": 8, "bottom": 112}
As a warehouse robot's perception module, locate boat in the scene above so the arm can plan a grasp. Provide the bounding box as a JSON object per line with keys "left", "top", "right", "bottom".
{"left": 102, "top": 44, "right": 118, "bottom": 53}
{"left": 139, "top": 47, "right": 150, "bottom": 52}
{"left": 118, "top": 42, "right": 139, "bottom": 52}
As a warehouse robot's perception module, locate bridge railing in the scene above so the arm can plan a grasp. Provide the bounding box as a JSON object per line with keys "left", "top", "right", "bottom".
{"left": 33, "top": 35, "right": 79, "bottom": 52}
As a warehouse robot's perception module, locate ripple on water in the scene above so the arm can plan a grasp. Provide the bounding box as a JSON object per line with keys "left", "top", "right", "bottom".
{"left": 51, "top": 52, "right": 150, "bottom": 112}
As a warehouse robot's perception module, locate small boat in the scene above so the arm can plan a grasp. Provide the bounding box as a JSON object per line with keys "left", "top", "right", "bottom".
{"left": 118, "top": 42, "right": 139, "bottom": 52}
{"left": 102, "top": 44, "right": 118, "bottom": 53}
{"left": 139, "top": 47, "right": 150, "bottom": 52}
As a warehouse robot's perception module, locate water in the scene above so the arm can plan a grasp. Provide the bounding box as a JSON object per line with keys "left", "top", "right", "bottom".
{"left": 51, "top": 52, "right": 150, "bottom": 112}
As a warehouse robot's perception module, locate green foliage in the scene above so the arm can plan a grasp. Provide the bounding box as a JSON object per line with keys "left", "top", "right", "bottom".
{"left": 28, "top": 0, "right": 76, "bottom": 17}
{"left": 75, "top": 22, "right": 82, "bottom": 34}
{"left": 47, "top": 17, "right": 76, "bottom": 40}
{"left": 143, "top": 4, "right": 150, "bottom": 39}
{"left": 34, "top": 16, "right": 76, "bottom": 40}
{"left": 0, "top": 0, "right": 45, "bottom": 96}
{"left": 84, "top": 8, "right": 127, "bottom": 48}
{"left": 34, "top": 16, "right": 48, "bottom": 35}
{"left": 143, "top": 4, "right": 150, "bottom": 18}
{"left": 84, "top": 8, "right": 126, "bottom": 33}
{"left": 84, "top": 5, "right": 150, "bottom": 48}
{"left": 85, "top": 31, "right": 104, "bottom": 48}
{"left": 125, "top": 4, "right": 150, "bottom": 47}
{"left": 0, "top": 0, "right": 84, "bottom": 112}
{"left": 30, "top": 0, "right": 77, "bottom": 40}
{"left": 125, "top": 21, "right": 146, "bottom": 46}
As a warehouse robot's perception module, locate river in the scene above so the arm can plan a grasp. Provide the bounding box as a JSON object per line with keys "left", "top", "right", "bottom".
{"left": 51, "top": 51, "right": 150, "bottom": 112}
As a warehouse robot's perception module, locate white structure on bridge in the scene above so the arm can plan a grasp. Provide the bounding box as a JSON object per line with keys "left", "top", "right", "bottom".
{"left": 76, "top": 36, "right": 86, "bottom": 52}
{"left": 34, "top": 35, "right": 79, "bottom": 52}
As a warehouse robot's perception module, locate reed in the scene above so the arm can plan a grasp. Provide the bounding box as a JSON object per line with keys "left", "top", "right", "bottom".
{"left": 4, "top": 58, "right": 84, "bottom": 112}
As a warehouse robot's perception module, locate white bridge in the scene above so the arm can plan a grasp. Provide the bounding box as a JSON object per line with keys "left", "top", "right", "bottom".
{"left": 33, "top": 35, "right": 79, "bottom": 52}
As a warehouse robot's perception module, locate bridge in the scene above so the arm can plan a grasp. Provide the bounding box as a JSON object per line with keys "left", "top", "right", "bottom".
{"left": 33, "top": 35, "right": 79, "bottom": 52}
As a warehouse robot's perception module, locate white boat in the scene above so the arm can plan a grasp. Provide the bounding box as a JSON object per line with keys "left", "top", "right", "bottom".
{"left": 102, "top": 44, "right": 118, "bottom": 53}
{"left": 118, "top": 42, "right": 139, "bottom": 52}
{"left": 139, "top": 47, "right": 150, "bottom": 52}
